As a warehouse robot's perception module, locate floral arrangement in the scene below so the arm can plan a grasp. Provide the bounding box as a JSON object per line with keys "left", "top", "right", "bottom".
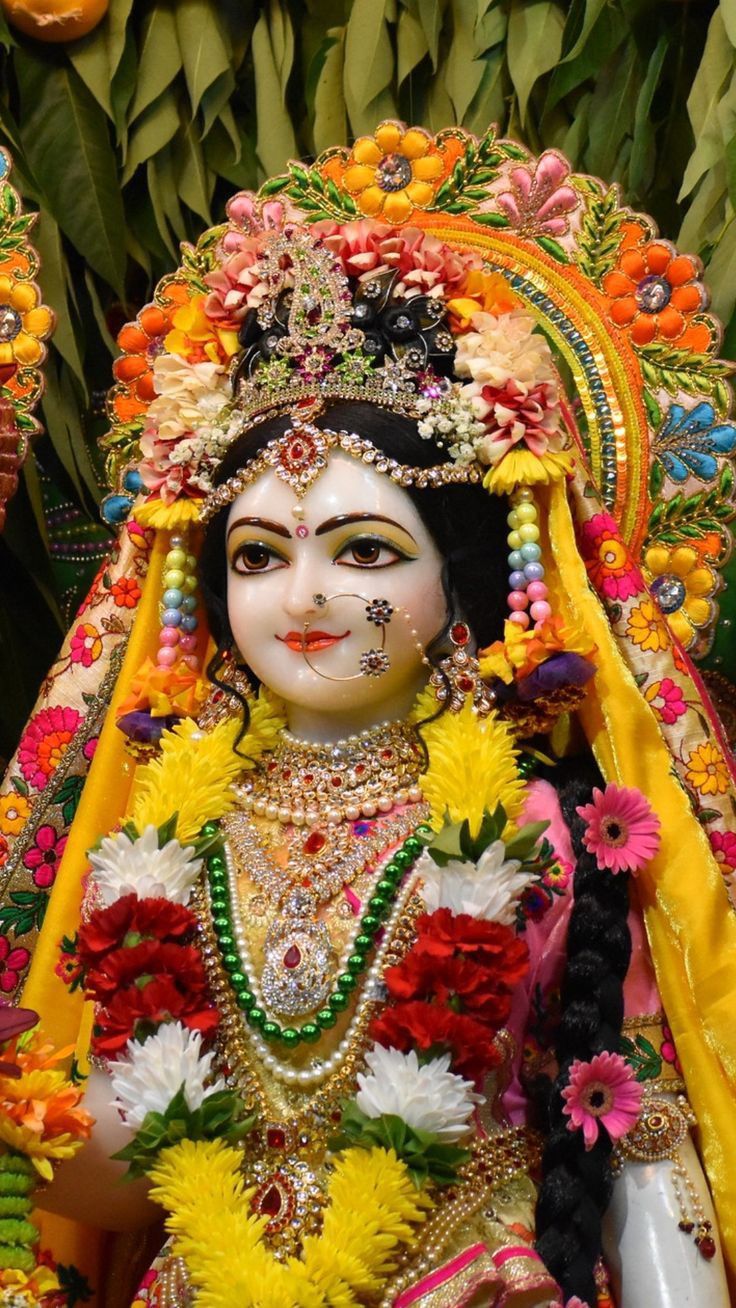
{"left": 106, "top": 199, "right": 572, "bottom": 525}
{"left": 0, "top": 1006, "right": 92, "bottom": 1308}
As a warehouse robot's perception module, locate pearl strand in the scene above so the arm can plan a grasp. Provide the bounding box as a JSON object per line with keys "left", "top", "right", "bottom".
{"left": 239, "top": 872, "right": 420, "bottom": 1089}
{"left": 158, "top": 531, "right": 201, "bottom": 671}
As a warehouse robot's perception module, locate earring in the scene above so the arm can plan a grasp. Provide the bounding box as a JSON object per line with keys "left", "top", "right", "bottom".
{"left": 430, "top": 620, "right": 496, "bottom": 716}
{"left": 198, "top": 646, "right": 253, "bottom": 729}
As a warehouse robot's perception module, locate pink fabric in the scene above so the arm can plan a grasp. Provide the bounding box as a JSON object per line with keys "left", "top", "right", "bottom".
{"left": 491, "top": 1245, "right": 544, "bottom": 1268}
{"left": 394, "top": 1243, "right": 489, "bottom": 1306}
{"left": 501, "top": 777, "right": 662, "bottom": 1125}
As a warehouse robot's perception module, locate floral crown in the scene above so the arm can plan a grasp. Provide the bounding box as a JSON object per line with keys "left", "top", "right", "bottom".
{"left": 108, "top": 197, "right": 571, "bottom": 528}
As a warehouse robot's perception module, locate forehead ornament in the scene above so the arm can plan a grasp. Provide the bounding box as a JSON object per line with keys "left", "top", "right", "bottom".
{"left": 200, "top": 420, "right": 481, "bottom": 525}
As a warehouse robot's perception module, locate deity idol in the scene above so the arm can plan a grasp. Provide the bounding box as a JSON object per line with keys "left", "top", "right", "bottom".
{"left": 1, "top": 123, "right": 736, "bottom": 1308}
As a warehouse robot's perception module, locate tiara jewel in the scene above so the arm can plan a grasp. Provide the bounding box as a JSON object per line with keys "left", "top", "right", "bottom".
{"left": 198, "top": 422, "right": 482, "bottom": 524}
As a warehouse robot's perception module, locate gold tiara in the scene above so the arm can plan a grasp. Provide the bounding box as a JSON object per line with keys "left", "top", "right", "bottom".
{"left": 198, "top": 421, "right": 482, "bottom": 525}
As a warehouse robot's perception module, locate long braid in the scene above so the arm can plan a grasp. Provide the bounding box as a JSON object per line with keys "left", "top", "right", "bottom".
{"left": 534, "top": 762, "right": 632, "bottom": 1305}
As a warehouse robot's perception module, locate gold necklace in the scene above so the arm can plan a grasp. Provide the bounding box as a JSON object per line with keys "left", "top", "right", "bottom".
{"left": 235, "top": 719, "right": 424, "bottom": 826}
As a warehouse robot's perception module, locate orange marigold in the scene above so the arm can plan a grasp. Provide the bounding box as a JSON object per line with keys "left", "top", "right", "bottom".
{"left": 602, "top": 227, "right": 707, "bottom": 347}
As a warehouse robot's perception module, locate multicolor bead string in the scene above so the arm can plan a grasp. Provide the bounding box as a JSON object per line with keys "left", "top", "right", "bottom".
{"left": 506, "top": 488, "right": 551, "bottom": 630}
{"left": 157, "top": 532, "right": 201, "bottom": 672}
{"left": 203, "top": 819, "right": 430, "bottom": 1051}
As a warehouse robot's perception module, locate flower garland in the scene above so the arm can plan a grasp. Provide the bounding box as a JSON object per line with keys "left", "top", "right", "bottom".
{"left": 55, "top": 702, "right": 657, "bottom": 1303}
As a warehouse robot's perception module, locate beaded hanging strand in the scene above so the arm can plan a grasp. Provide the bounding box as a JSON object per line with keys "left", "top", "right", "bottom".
{"left": 158, "top": 531, "right": 201, "bottom": 673}
{"left": 506, "top": 489, "right": 551, "bottom": 630}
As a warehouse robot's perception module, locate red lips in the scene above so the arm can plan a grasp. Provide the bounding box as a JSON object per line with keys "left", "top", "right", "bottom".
{"left": 277, "top": 630, "right": 350, "bottom": 652}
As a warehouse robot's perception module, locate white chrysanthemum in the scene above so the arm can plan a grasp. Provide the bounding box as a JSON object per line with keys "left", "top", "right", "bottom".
{"left": 110, "top": 1023, "right": 226, "bottom": 1128}
{"left": 88, "top": 823, "right": 202, "bottom": 906}
{"left": 454, "top": 310, "right": 556, "bottom": 391}
{"left": 417, "top": 843, "right": 534, "bottom": 925}
{"left": 356, "top": 1045, "right": 481, "bottom": 1142}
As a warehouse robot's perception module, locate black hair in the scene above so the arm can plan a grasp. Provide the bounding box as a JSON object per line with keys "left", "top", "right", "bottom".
{"left": 198, "top": 400, "right": 509, "bottom": 709}
{"left": 534, "top": 758, "right": 632, "bottom": 1305}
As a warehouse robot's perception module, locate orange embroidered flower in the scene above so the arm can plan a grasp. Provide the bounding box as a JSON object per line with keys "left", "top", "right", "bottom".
{"left": 603, "top": 230, "right": 707, "bottom": 346}
{"left": 113, "top": 303, "right": 178, "bottom": 406}
{"left": 0, "top": 272, "right": 53, "bottom": 373}
{"left": 110, "top": 576, "right": 141, "bottom": 608}
{"left": 165, "top": 295, "right": 239, "bottom": 366}
{"left": 625, "top": 597, "right": 671, "bottom": 653}
{"left": 685, "top": 741, "right": 730, "bottom": 797}
{"left": 0, "top": 791, "right": 31, "bottom": 835}
{"left": 343, "top": 121, "right": 444, "bottom": 224}
{"left": 643, "top": 544, "right": 717, "bottom": 651}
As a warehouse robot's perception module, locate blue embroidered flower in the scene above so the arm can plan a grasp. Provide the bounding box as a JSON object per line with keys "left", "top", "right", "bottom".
{"left": 653, "top": 401, "right": 736, "bottom": 483}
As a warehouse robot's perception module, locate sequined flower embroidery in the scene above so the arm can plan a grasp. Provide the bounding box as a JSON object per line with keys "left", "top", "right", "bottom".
{"left": 579, "top": 512, "right": 645, "bottom": 601}
{"left": 603, "top": 232, "right": 707, "bottom": 346}
{"left": 0, "top": 273, "right": 53, "bottom": 374}
{"left": 643, "top": 544, "right": 717, "bottom": 651}
{"left": 652, "top": 401, "right": 736, "bottom": 484}
{"left": 343, "top": 122, "right": 444, "bottom": 224}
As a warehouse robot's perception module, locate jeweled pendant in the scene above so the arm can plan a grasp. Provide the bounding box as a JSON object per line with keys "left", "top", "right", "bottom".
{"left": 261, "top": 889, "right": 335, "bottom": 1018}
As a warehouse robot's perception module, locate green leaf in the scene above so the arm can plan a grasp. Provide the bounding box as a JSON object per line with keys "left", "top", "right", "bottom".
{"left": 69, "top": 25, "right": 114, "bottom": 120}
{"left": 417, "top": 0, "right": 444, "bottom": 71}
{"left": 507, "top": 0, "right": 565, "bottom": 125}
{"left": 53, "top": 774, "right": 85, "bottom": 827}
{"left": 312, "top": 27, "right": 347, "bottom": 155}
{"left": 16, "top": 51, "right": 126, "bottom": 296}
{"left": 128, "top": 4, "right": 182, "bottom": 126}
{"left": 586, "top": 39, "right": 639, "bottom": 181}
{"left": 504, "top": 820, "right": 550, "bottom": 860}
{"left": 0, "top": 890, "right": 48, "bottom": 937}
{"left": 251, "top": 2, "right": 297, "bottom": 176}
{"left": 174, "top": 119, "right": 213, "bottom": 224}
{"left": 32, "top": 212, "right": 86, "bottom": 392}
{"left": 175, "top": 0, "right": 234, "bottom": 120}
{"left": 112, "top": 1085, "right": 253, "bottom": 1178}
{"left": 397, "top": 8, "right": 428, "bottom": 86}
{"left": 629, "top": 34, "right": 669, "bottom": 199}
{"left": 446, "top": 0, "right": 486, "bottom": 123}
{"left": 330, "top": 1103, "right": 470, "bottom": 1187}
{"left": 703, "top": 215, "right": 736, "bottom": 325}
{"left": 679, "top": 12, "right": 733, "bottom": 201}
{"left": 122, "top": 88, "right": 181, "bottom": 186}
{"left": 344, "top": 0, "right": 394, "bottom": 113}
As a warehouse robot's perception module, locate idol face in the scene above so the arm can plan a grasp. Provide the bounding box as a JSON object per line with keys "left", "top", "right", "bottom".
{"left": 225, "top": 451, "right": 447, "bottom": 739}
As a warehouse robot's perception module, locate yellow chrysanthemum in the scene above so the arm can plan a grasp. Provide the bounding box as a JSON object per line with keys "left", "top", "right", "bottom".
{"left": 342, "top": 120, "right": 444, "bottom": 224}
{"left": 165, "top": 295, "right": 240, "bottom": 366}
{"left": 134, "top": 498, "right": 203, "bottom": 529}
{"left": 483, "top": 447, "right": 574, "bottom": 496}
{"left": 0, "top": 1049, "right": 93, "bottom": 1180}
{"left": 149, "top": 1141, "right": 428, "bottom": 1307}
{"left": 420, "top": 699, "right": 525, "bottom": 836}
{"left": 0, "top": 273, "right": 53, "bottom": 369}
{"left": 643, "top": 543, "right": 717, "bottom": 650}
{"left": 129, "top": 692, "right": 286, "bottom": 842}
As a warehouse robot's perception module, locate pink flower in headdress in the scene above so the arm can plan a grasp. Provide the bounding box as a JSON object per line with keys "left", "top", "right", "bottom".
{"left": 576, "top": 783, "right": 660, "bottom": 875}
{"left": 473, "top": 377, "right": 558, "bottom": 464}
{"left": 225, "top": 191, "right": 297, "bottom": 235}
{"left": 562, "top": 1051, "right": 642, "bottom": 1150}
{"left": 385, "top": 226, "right": 478, "bottom": 299}
{"left": 204, "top": 238, "right": 272, "bottom": 324}
{"left": 496, "top": 151, "right": 579, "bottom": 238}
{"left": 313, "top": 219, "right": 396, "bottom": 280}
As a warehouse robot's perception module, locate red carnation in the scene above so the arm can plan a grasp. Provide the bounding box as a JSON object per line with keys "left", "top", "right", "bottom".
{"left": 370, "top": 1001, "right": 501, "bottom": 1083}
{"left": 385, "top": 952, "right": 522, "bottom": 1030}
{"left": 92, "top": 975, "right": 218, "bottom": 1057}
{"left": 78, "top": 894, "right": 197, "bottom": 965}
{"left": 85, "top": 941, "right": 207, "bottom": 1003}
{"left": 415, "top": 908, "right": 527, "bottom": 970}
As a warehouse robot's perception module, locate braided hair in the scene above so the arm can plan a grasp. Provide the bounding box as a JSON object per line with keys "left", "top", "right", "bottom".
{"left": 534, "top": 759, "right": 632, "bottom": 1305}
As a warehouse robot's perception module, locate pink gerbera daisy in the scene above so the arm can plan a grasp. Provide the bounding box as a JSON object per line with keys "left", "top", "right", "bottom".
{"left": 562, "top": 1051, "right": 643, "bottom": 1150}
{"left": 576, "top": 783, "right": 660, "bottom": 874}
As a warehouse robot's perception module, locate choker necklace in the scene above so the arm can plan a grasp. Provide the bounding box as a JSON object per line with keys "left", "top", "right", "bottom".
{"left": 235, "top": 719, "right": 424, "bottom": 826}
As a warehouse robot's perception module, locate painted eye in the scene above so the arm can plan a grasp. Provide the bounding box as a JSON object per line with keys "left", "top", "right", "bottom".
{"left": 335, "top": 535, "right": 410, "bottom": 568}
{"left": 230, "top": 542, "right": 287, "bottom": 574}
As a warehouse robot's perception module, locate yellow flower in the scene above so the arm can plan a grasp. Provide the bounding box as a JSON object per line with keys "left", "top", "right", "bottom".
{"left": 0, "top": 791, "right": 31, "bottom": 835}
{"left": 642, "top": 544, "right": 716, "bottom": 650}
{"left": 447, "top": 271, "right": 520, "bottom": 331}
{"left": 625, "top": 597, "right": 671, "bottom": 653}
{"left": 421, "top": 699, "right": 525, "bottom": 836}
{"left": 0, "top": 273, "right": 53, "bottom": 368}
{"left": 483, "top": 447, "right": 574, "bottom": 495}
{"left": 165, "top": 295, "right": 239, "bottom": 366}
{"left": 685, "top": 741, "right": 730, "bottom": 797}
{"left": 343, "top": 121, "right": 444, "bottom": 224}
{"left": 478, "top": 641, "right": 515, "bottom": 684}
{"left": 0, "top": 1267, "right": 60, "bottom": 1299}
{"left": 135, "top": 497, "right": 203, "bottom": 529}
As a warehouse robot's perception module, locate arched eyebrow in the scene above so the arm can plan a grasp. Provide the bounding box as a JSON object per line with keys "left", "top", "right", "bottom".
{"left": 226, "top": 516, "right": 292, "bottom": 540}
{"left": 315, "top": 513, "right": 418, "bottom": 545}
